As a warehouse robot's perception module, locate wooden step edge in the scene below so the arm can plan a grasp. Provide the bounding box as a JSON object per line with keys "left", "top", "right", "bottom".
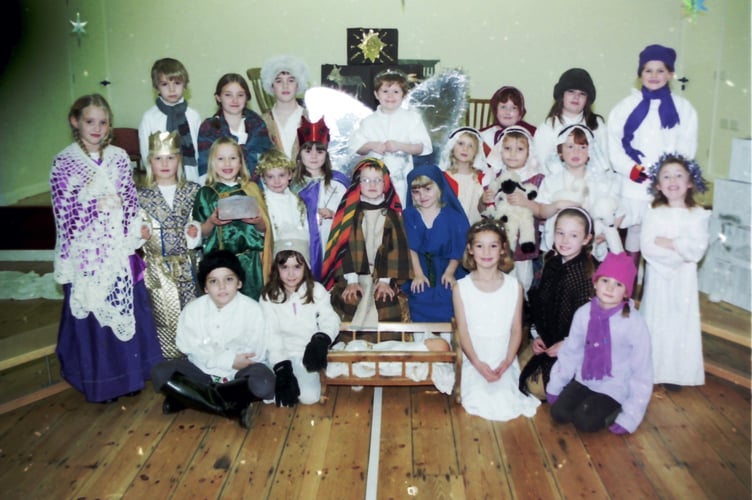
{"left": 0, "top": 323, "right": 58, "bottom": 372}
{"left": 0, "top": 381, "right": 71, "bottom": 415}
{"left": 702, "top": 324, "right": 752, "bottom": 349}
{"left": 704, "top": 360, "right": 751, "bottom": 389}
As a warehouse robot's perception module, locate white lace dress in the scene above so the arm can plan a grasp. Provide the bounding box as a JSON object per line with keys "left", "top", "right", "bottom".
{"left": 458, "top": 273, "right": 540, "bottom": 421}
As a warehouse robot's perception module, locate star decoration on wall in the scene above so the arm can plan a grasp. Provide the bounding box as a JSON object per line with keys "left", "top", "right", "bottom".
{"left": 70, "top": 11, "right": 87, "bottom": 46}
{"left": 351, "top": 29, "right": 391, "bottom": 64}
{"left": 682, "top": 0, "right": 708, "bottom": 21}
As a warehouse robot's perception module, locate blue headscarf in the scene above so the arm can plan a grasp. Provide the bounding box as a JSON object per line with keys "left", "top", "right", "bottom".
{"left": 405, "top": 164, "right": 467, "bottom": 218}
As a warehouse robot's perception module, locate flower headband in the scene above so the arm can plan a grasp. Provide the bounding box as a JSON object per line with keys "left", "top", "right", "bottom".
{"left": 647, "top": 152, "right": 708, "bottom": 195}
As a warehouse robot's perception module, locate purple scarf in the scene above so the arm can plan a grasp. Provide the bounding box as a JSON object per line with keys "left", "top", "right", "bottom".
{"left": 621, "top": 85, "right": 680, "bottom": 164}
{"left": 581, "top": 297, "right": 622, "bottom": 380}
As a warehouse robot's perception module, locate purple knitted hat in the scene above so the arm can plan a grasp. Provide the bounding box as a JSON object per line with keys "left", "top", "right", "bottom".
{"left": 638, "top": 44, "right": 676, "bottom": 75}
{"left": 592, "top": 252, "right": 637, "bottom": 298}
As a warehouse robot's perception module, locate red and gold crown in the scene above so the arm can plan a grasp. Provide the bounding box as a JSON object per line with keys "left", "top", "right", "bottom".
{"left": 297, "top": 116, "right": 329, "bottom": 147}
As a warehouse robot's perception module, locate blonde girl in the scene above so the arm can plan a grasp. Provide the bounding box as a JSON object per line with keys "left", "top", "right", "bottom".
{"left": 192, "top": 137, "right": 272, "bottom": 299}
{"left": 440, "top": 127, "right": 486, "bottom": 223}
{"left": 51, "top": 94, "right": 162, "bottom": 403}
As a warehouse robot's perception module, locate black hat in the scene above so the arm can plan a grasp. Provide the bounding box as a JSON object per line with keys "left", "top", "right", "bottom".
{"left": 553, "top": 68, "right": 596, "bottom": 103}
{"left": 198, "top": 249, "right": 245, "bottom": 289}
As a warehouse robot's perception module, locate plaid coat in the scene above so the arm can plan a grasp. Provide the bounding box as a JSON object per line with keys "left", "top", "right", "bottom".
{"left": 329, "top": 205, "right": 411, "bottom": 322}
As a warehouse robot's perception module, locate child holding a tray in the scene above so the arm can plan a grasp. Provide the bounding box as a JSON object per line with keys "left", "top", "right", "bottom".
{"left": 193, "top": 136, "right": 272, "bottom": 299}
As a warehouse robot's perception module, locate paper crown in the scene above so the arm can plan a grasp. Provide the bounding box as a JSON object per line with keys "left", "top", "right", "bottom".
{"left": 297, "top": 116, "right": 329, "bottom": 147}
{"left": 148, "top": 131, "right": 181, "bottom": 156}
{"left": 273, "top": 237, "right": 310, "bottom": 266}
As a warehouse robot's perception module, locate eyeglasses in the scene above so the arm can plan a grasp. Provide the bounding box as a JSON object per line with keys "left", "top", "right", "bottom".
{"left": 360, "top": 177, "right": 384, "bottom": 185}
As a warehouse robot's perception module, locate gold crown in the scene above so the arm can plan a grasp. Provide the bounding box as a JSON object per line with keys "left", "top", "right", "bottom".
{"left": 148, "top": 131, "right": 181, "bottom": 156}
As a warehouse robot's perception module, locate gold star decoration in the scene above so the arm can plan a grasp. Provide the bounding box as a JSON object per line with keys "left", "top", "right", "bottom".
{"left": 351, "top": 29, "right": 391, "bottom": 64}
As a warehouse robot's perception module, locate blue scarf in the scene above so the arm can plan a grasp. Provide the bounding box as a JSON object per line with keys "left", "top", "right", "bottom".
{"left": 621, "top": 86, "right": 680, "bottom": 165}
{"left": 581, "top": 298, "right": 622, "bottom": 381}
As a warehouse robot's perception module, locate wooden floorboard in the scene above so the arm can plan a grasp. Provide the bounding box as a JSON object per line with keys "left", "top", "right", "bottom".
{"left": 644, "top": 389, "right": 748, "bottom": 499}
{"left": 495, "top": 416, "right": 560, "bottom": 499}
{"left": 71, "top": 390, "right": 171, "bottom": 498}
{"left": 269, "top": 394, "right": 336, "bottom": 499}
{"left": 531, "top": 409, "right": 611, "bottom": 498}
{"left": 220, "top": 400, "right": 295, "bottom": 498}
{"left": 0, "top": 378, "right": 748, "bottom": 499}
{"left": 378, "top": 386, "right": 415, "bottom": 498}
{"left": 578, "top": 431, "right": 658, "bottom": 499}
{"left": 316, "top": 386, "right": 372, "bottom": 499}
{"left": 450, "top": 402, "right": 511, "bottom": 499}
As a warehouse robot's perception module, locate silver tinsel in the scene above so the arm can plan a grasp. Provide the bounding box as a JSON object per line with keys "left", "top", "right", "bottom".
{"left": 304, "top": 69, "right": 469, "bottom": 178}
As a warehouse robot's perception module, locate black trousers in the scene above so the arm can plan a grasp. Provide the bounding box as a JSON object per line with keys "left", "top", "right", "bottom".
{"left": 151, "top": 358, "right": 275, "bottom": 401}
{"left": 550, "top": 379, "right": 621, "bottom": 432}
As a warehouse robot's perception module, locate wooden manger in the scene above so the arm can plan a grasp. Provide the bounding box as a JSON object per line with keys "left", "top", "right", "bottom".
{"left": 320, "top": 321, "right": 462, "bottom": 404}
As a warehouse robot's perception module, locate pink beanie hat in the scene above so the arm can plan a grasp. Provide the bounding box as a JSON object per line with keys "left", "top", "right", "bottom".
{"left": 592, "top": 252, "right": 637, "bottom": 298}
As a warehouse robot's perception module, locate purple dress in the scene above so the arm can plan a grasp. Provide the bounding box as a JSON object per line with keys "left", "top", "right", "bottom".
{"left": 51, "top": 143, "right": 163, "bottom": 402}
{"left": 295, "top": 170, "right": 349, "bottom": 280}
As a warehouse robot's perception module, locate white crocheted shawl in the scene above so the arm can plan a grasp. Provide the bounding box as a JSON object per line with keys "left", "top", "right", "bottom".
{"left": 50, "top": 143, "right": 141, "bottom": 341}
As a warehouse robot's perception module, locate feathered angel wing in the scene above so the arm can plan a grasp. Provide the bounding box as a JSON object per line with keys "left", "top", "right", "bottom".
{"left": 405, "top": 69, "right": 469, "bottom": 164}
{"left": 304, "top": 86, "right": 373, "bottom": 179}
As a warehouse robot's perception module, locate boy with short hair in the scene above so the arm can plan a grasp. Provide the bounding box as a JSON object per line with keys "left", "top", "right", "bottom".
{"left": 138, "top": 57, "right": 201, "bottom": 182}
{"left": 150, "top": 249, "right": 275, "bottom": 428}
{"left": 349, "top": 69, "right": 432, "bottom": 205}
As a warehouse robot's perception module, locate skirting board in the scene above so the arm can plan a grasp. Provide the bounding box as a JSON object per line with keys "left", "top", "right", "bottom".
{"left": 0, "top": 181, "right": 50, "bottom": 206}
{"left": 0, "top": 250, "right": 54, "bottom": 261}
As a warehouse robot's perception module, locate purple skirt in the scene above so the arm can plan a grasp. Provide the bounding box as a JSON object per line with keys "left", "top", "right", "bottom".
{"left": 56, "top": 269, "right": 164, "bottom": 402}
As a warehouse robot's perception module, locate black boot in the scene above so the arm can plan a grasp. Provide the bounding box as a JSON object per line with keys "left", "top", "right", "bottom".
{"left": 160, "top": 373, "right": 227, "bottom": 416}
{"left": 215, "top": 377, "right": 258, "bottom": 429}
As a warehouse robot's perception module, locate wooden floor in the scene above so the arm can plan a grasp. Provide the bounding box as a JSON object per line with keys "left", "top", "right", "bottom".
{"left": 0, "top": 375, "right": 749, "bottom": 499}
{"left": 0, "top": 260, "right": 750, "bottom": 499}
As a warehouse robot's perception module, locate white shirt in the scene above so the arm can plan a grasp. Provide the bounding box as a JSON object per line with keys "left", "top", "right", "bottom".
{"left": 176, "top": 293, "right": 268, "bottom": 380}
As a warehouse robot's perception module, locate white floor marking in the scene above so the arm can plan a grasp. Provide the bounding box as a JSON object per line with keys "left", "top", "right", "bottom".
{"left": 365, "top": 387, "right": 383, "bottom": 500}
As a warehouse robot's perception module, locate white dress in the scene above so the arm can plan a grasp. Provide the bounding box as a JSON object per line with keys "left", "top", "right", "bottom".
{"left": 458, "top": 273, "right": 540, "bottom": 421}
{"left": 640, "top": 205, "right": 710, "bottom": 386}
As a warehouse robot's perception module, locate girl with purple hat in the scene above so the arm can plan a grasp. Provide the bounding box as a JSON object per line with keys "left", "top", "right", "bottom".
{"left": 546, "top": 252, "right": 653, "bottom": 434}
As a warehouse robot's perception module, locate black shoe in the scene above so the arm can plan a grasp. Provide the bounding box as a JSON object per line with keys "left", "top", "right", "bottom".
{"left": 239, "top": 403, "right": 254, "bottom": 429}
{"left": 97, "top": 397, "right": 119, "bottom": 404}
{"left": 162, "top": 396, "right": 186, "bottom": 414}
{"left": 663, "top": 383, "right": 682, "bottom": 392}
